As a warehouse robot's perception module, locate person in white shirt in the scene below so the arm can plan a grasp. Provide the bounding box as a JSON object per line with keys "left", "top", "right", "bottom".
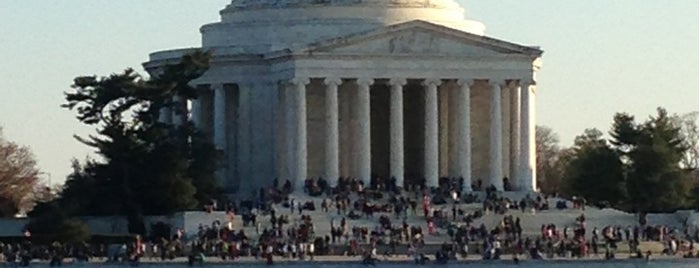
{"left": 308, "top": 243, "right": 315, "bottom": 260}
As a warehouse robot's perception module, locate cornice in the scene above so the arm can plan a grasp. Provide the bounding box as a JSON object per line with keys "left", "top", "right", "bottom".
{"left": 200, "top": 18, "right": 370, "bottom": 33}
{"left": 298, "top": 20, "right": 543, "bottom": 57}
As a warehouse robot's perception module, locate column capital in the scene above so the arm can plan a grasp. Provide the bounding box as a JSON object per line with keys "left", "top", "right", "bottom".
{"left": 488, "top": 79, "right": 507, "bottom": 88}
{"left": 456, "top": 79, "right": 476, "bottom": 87}
{"left": 356, "top": 78, "right": 374, "bottom": 87}
{"left": 288, "top": 77, "right": 310, "bottom": 86}
{"left": 324, "top": 77, "right": 342, "bottom": 87}
{"left": 211, "top": 83, "right": 225, "bottom": 91}
{"left": 422, "top": 78, "right": 442, "bottom": 87}
{"left": 520, "top": 80, "right": 537, "bottom": 94}
{"left": 389, "top": 78, "right": 407, "bottom": 87}
{"left": 505, "top": 80, "right": 519, "bottom": 88}
{"left": 519, "top": 79, "right": 536, "bottom": 87}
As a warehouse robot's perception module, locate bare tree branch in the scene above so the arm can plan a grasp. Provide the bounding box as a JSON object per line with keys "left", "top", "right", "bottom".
{"left": 673, "top": 112, "right": 699, "bottom": 170}
{"left": 0, "top": 127, "right": 40, "bottom": 216}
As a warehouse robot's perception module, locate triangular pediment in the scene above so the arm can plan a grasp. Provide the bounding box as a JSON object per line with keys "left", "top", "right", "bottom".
{"left": 299, "top": 20, "right": 542, "bottom": 57}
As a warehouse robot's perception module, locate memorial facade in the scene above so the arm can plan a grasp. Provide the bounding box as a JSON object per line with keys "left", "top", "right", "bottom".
{"left": 144, "top": 0, "right": 543, "bottom": 196}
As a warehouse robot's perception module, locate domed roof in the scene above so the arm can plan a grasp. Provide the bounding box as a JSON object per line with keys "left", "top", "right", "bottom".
{"left": 226, "top": 0, "right": 462, "bottom": 10}
{"left": 200, "top": 0, "right": 485, "bottom": 53}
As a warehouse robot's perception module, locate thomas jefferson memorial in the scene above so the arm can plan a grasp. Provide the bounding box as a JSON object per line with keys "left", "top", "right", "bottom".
{"left": 144, "top": 0, "right": 543, "bottom": 196}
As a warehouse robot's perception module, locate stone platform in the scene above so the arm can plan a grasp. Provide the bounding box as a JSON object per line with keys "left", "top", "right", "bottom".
{"left": 0, "top": 193, "right": 690, "bottom": 241}
{"left": 221, "top": 193, "right": 688, "bottom": 243}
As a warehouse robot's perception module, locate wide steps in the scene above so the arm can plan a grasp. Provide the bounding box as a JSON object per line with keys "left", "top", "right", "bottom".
{"left": 221, "top": 194, "right": 685, "bottom": 242}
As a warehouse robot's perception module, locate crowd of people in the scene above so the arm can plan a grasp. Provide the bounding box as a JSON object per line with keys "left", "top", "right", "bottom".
{"left": 4, "top": 176, "right": 699, "bottom": 265}
{"left": 116, "top": 175, "right": 699, "bottom": 262}
{"left": 210, "top": 176, "right": 699, "bottom": 263}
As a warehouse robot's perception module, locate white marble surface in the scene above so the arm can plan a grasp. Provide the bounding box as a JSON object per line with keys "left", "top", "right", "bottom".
{"left": 489, "top": 82, "right": 504, "bottom": 191}
{"left": 143, "top": 1, "right": 542, "bottom": 196}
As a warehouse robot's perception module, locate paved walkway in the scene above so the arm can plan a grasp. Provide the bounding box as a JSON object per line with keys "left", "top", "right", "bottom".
{"left": 47, "top": 253, "right": 688, "bottom": 265}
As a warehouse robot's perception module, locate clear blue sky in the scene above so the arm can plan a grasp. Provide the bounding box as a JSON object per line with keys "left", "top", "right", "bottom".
{"left": 1, "top": 1, "right": 698, "bottom": 185}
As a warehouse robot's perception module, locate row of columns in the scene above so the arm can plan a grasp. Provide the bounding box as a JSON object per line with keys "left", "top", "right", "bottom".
{"left": 175, "top": 78, "right": 537, "bottom": 193}
{"left": 164, "top": 85, "right": 231, "bottom": 188}
{"left": 278, "top": 77, "right": 536, "bottom": 193}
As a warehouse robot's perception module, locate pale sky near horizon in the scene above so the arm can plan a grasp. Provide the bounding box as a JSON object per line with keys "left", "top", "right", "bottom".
{"left": 1, "top": 1, "right": 698, "bottom": 186}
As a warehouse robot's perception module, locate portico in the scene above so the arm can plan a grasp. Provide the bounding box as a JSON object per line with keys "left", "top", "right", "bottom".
{"left": 144, "top": 0, "right": 543, "bottom": 196}
{"left": 268, "top": 76, "right": 537, "bottom": 192}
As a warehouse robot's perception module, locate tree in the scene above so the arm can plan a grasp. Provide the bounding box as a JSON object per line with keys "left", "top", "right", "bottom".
{"left": 625, "top": 108, "right": 689, "bottom": 212}
{"left": 559, "top": 108, "right": 694, "bottom": 212}
{"left": 673, "top": 112, "right": 699, "bottom": 170}
{"left": 553, "top": 148, "right": 576, "bottom": 195}
{"left": 609, "top": 113, "right": 640, "bottom": 156}
{"left": 535, "top": 125, "right": 564, "bottom": 194}
{"left": 563, "top": 129, "right": 626, "bottom": 206}
{"left": 26, "top": 199, "right": 66, "bottom": 236}
{"left": 44, "top": 51, "right": 221, "bottom": 234}
{"left": 57, "top": 220, "right": 91, "bottom": 245}
{"left": 0, "top": 127, "right": 40, "bottom": 217}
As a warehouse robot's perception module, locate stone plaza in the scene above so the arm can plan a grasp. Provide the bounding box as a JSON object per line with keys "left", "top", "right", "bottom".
{"left": 144, "top": 0, "right": 543, "bottom": 196}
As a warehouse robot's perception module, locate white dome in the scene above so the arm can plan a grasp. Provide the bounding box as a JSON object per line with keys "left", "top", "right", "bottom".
{"left": 200, "top": 0, "right": 485, "bottom": 53}
{"left": 226, "top": 0, "right": 463, "bottom": 10}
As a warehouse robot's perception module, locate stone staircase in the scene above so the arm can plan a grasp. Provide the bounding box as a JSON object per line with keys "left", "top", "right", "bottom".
{"left": 180, "top": 194, "right": 686, "bottom": 242}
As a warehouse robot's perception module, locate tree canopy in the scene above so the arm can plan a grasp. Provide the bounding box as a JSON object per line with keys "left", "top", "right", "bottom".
{"left": 564, "top": 128, "right": 626, "bottom": 206}
{"left": 559, "top": 108, "right": 695, "bottom": 212}
{"left": 31, "top": 51, "right": 222, "bottom": 235}
{"left": 535, "top": 125, "right": 565, "bottom": 194}
{"left": 674, "top": 112, "right": 699, "bottom": 170}
{"left": 0, "top": 127, "right": 41, "bottom": 217}
{"left": 622, "top": 108, "right": 690, "bottom": 212}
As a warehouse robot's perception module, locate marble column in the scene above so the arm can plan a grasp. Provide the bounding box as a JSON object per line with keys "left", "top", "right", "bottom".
{"left": 339, "top": 84, "right": 350, "bottom": 178}
{"left": 501, "top": 83, "right": 511, "bottom": 185}
{"left": 213, "top": 84, "right": 227, "bottom": 151}
{"left": 423, "top": 78, "right": 441, "bottom": 188}
{"left": 389, "top": 78, "right": 406, "bottom": 188}
{"left": 510, "top": 83, "right": 522, "bottom": 190}
{"left": 213, "top": 84, "right": 227, "bottom": 188}
{"left": 237, "top": 82, "right": 252, "bottom": 191}
{"left": 278, "top": 86, "right": 288, "bottom": 184}
{"left": 456, "top": 79, "right": 473, "bottom": 192}
{"left": 290, "top": 78, "right": 310, "bottom": 192}
{"left": 191, "top": 96, "right": 202, "bottom": 129}
{"left": 356, "top": 78, "right": 374, "bottom": 186}
{"left": 197, "top": 90, "right": 214, "bottom": 137}
{"left": 447, "top": 84, "right": 460, "bottom": 178}
{"left": 324, "top": 78, "right": 342, "bottom": 188}
{"left": 283, "top": 83, "right": 296, "bottom": 186}
{"left": 520, "top": 81, "right": 537, "bottom": 192}
{"left": 489, "top": 81, "right": 504, "bottom": 191}
{"left": 172, "top": 95, "right": 186, "bottom": 126}
{"left": 438, "top": 83, "right": 450, "bottom": 177}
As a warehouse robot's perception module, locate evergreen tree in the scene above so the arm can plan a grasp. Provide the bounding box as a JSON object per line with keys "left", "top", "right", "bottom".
{"left": 625, "top": 108, "right": 689, "bottom": 212}
{"left": 564, "top": 129, "right": 626, "bottom": 206}
{"left": 38, "top": 51, "right": 222, "bottom": 234}
{"left": 609, "top": 113, "right": 640, "bottom": 156}
{"left": 563, "top": 108, "right": 692, "bottom": 212}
